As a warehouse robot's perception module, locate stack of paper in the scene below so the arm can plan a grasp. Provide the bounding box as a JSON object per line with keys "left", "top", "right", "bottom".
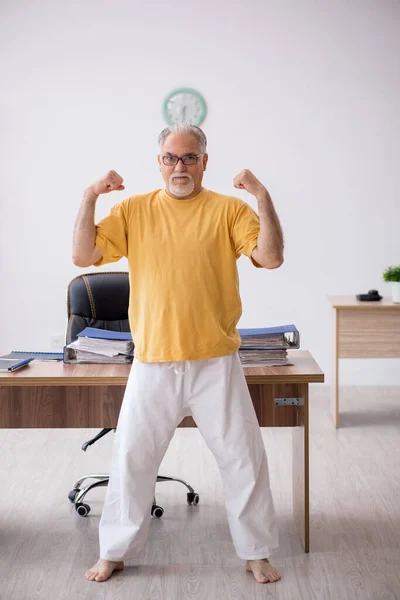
{"left": 238, "top": 325, "right": 300, "bottom": 367}
{"left": 67, "top": 327, "right": 133, "bottom": 364}
{"left": 239, "top": 349, "right": 289, "bottom": 367}
{"left": 239, "top": 325, "right": 300, "bottom": 349}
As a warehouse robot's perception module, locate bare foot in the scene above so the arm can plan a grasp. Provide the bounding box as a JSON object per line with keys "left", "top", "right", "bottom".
{"left": 246, "top": 558, "right": 281, "bottom": 583}
{"left": 85, "top": 558, "right": 124, "bottom": 582}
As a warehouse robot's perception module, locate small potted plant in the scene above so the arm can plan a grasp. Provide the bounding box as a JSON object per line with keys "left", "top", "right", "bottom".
{"left": 382, "top": 265, "right": 400, "bottom": 303}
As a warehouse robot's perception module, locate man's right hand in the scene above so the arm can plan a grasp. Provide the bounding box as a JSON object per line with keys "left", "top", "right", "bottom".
{"left": 87, "top": 170, "right": 125, "bottom": 197}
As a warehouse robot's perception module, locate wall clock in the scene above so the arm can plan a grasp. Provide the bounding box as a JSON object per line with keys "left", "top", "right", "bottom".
{"left": 163, "top": 88, "right": 207, "bottom": 126}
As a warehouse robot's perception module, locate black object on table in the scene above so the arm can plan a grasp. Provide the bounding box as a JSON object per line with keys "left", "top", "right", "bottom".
{"left": 356, "top": 289, "right": 382, "bottom": 301}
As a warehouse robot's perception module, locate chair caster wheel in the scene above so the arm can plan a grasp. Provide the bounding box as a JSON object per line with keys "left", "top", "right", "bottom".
{"left": 151, "top": 505, "right": 164, "bottom": 519}
{"left": 187, "top": 492, "right": 199, "bottom": 506}
{"left": 68, "top": 489, "right": 80, "bottom": 503}
{"left": 75, "top": 503, "right": 91, "bottom": 516}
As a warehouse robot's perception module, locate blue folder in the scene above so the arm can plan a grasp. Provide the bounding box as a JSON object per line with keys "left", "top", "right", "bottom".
{"left": 77, "top": 327, "right": 133, "bottom": 341}
{"left": 238, "top": 324, "right": 298, "bottom": 337}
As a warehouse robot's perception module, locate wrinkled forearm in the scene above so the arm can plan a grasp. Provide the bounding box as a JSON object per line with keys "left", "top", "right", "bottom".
{"left": 255, "top": 188, "right": 284, "bottom": 267}
{"left": 72, "top": 188, "right": 98, "bottom": 266}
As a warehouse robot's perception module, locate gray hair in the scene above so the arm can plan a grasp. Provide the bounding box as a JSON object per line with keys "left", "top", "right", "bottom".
{"left": 158, "top": 124, "right": 207, "bottom": 153}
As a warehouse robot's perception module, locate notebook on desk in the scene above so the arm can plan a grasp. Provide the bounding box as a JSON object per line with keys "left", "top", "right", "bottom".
{"left": 0, "top": 358, "right": 34, "bottom": 372}
{"left": 1, "top": 351, "right": 64, "bottom": 361}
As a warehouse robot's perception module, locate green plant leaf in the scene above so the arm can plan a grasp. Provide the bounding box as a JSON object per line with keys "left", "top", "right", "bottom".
{"left": 382, "top": 265, "right": 400, "bottom": 282}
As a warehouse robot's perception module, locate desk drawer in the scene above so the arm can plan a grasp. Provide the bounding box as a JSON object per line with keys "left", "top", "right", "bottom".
{"left": 338, "top": 308, "right": 400, "bottom": 358}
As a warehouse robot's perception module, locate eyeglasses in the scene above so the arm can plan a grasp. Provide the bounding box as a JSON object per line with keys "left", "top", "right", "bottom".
{"left": 161, "top": 154, "right": 203, "bottom": 166}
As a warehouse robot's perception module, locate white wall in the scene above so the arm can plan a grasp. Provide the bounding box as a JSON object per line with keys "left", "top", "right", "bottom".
{"left": 1, "top": 0, "right": 399, "bottom": 384}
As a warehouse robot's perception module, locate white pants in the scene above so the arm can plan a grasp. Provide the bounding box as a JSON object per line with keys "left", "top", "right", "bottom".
{"left": 99, "top": 353, "right": 279, "bottom": 561}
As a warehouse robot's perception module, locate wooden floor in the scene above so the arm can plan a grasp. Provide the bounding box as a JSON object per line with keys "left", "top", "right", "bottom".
{"left": 1, "top": 386, "right": 400, "bottom": 600}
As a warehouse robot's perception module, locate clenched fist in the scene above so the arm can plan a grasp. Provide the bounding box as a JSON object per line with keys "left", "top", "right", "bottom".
{"left": 88, "top": 170, "right": 125, "bottom": 197}
{"left": 233, "top": 169, "right": 265, "bottom": 197}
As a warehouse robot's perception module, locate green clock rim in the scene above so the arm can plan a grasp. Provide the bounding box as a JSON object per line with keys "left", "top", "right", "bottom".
{"left": 162, "top": 87, "right": 207, "bottom": 127}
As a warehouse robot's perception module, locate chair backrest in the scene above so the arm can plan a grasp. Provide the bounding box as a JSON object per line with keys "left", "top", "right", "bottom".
{"left": 66, "top": 272, "right": 130, "bottom": 344}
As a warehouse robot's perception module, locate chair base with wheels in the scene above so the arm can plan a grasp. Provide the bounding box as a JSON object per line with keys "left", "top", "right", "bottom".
{"left": 67, "top": 429, "right": 200, "bottom": 517}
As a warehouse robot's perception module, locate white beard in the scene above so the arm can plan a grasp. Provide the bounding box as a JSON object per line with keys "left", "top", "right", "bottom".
{"left": 168, "top": 174, "right": 195, "bottom": 198}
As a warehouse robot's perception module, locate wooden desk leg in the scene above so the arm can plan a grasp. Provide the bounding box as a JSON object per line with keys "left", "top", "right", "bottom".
{"left": 292, "top": 383, "right": 309, "bottom": 553}
{"left": 332, "top": 308, "right": 340, "bottom": 428}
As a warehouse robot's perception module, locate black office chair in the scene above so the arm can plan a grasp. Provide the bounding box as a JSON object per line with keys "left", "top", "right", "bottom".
{"left": 66, "top": 272, "right": 199, "bottom": 517}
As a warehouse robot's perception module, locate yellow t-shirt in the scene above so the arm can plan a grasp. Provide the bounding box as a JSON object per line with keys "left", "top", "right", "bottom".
{"left": 94, "top": 188, "right": 262, "bottom": 362}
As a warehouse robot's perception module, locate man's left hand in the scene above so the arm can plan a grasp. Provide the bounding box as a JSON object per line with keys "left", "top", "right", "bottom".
{"left": 233, "top": 169, "right": 266, "bottom": 197}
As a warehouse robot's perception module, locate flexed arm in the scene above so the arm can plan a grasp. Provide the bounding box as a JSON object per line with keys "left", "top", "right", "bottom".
{"left": 234, "top": 169, "right": 284, "bottom": 269}
{"left": 72, "top": 170, "right": 125, "bottom": 267}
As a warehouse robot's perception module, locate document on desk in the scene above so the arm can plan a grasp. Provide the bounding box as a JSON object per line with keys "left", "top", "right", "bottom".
{"left": 238, "top": 325, "right": 300, "bottom": 366}
{"left": 76, "top": 328, "right": 132, "bottom": 354}
{"left": 239, "top": 349, "right": 290, "bottom": 367}
{"left": 238, "top": 325, "right": 300, "bottom": 349}
{"left": 0, "top": 358, "right": 34, "bottom": 372}
{"left": 64, "top": 347, "right": 133, "bottom": 364}
{"left": 65, "top": 327, "right": 134, "bottom": 363}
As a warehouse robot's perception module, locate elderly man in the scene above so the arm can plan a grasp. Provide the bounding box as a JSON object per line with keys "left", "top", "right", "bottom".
{"left": 73, "top": 124, "right": 284, "bottom": 584}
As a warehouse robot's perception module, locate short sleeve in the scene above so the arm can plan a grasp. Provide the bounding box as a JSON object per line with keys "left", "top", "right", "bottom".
{"left": 94, "top": 200, "right": 129, "bottom": 266}
{"left": 231, "top": 201, "right": 263, "bottom": 268}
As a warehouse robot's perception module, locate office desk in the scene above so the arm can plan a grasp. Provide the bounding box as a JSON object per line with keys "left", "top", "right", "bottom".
{"left": 0, "top": 350, "right": 323, "bottom": 553}
{"left": 329, "top": 296, "right": 400, "bottom": 428}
